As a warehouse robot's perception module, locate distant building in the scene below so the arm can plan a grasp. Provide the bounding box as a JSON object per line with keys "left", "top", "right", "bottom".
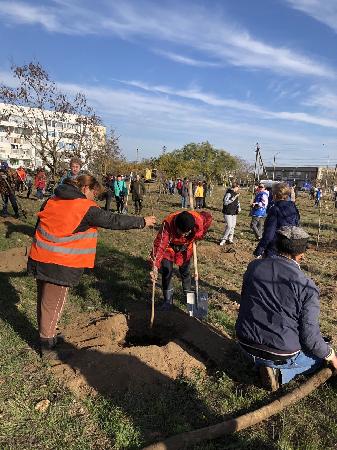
{"left": 0, "top": 102, "right": 105, "bottom": 170}
{"left": 265, "top": 166, "right": 324, "bottom": 188}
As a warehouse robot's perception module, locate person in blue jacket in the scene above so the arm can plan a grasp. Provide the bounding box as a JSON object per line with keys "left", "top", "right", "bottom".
{"left": 236, "top": 226, "right": 337, "bottom": 391}
{"left": 250, "top": 183, "right": 269, "bottom": 240}
{"left": 254, "top": 182, "right": 299, "bottom": 257}
{"left": 114, "top": 175, "right": 127, "bottom": 214}
{"left": 314, "top": 187, "right": 322, "bottom": 207}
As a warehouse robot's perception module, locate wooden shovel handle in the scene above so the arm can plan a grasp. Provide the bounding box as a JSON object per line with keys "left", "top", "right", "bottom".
{"left": 150, "top": 276, "right": 156, "bottom": 328}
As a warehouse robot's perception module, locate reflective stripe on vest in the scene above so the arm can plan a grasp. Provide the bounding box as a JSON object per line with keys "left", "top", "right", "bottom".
{"left": 33, "top": 238, "right": 96, "bottom": 255}
{"left": 37, "top": 224, "right": 98, "bottom": 243}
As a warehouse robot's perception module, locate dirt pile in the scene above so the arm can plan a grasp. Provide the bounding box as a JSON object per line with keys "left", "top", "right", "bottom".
{"left": 50, "top": 310, "right": 237, "bottom": 398}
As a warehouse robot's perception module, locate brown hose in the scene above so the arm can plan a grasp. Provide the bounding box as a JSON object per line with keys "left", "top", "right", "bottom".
{"left": 143, "top": 367, "right": 335, "bottom": 450}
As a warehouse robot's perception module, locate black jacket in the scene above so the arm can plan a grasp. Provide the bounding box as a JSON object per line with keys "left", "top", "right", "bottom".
{"left": 28, "top": 183, "right": 145, "bottom": 286}
{"left": 222, "top": 188, "right": 239, "bottom": 215}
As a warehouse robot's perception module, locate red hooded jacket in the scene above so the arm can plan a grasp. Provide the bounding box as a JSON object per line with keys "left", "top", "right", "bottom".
{"left": 151, "top": 210, "right": 212, "bottom": 268}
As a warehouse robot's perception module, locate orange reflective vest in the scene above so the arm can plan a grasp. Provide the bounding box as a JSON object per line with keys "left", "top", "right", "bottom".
{"left": 29, "top": 197, "right": 98, "bottom": 268}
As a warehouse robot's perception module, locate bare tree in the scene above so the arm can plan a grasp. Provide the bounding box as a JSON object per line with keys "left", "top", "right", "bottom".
{"left": 90, "top": 128, "right": 125, "bottom": 175}
{"left": 0, "top": 62, "right": 103, "bottom": 176}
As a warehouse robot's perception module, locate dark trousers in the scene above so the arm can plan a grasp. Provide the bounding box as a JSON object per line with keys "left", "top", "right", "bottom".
{"left": 134, "top": 198, "right": 143, "bottom": 214}
{"left": 1, "top": 191, "right": 19, "bottom": 215}
{"left": 115, "top": 195, "right": 125, "bottom": 213}
{"left": 161, "top": 258, "right": 191, "bottom": 292}
{"left": 36, "top": 188, "right": 44, "bottom": 199}
{"left": 250, "top": 216, "right": 264, "bottom": 240}
{"left": 104, "top": 189, "right": 114, "bottom": 211}
{"left": 195, "top": 197, "right": 203, "bottom": 209}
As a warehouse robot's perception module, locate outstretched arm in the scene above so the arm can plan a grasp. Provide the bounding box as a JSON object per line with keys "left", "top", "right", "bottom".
{"left": 79, "top": 206, "right": 155, "bottom": 231}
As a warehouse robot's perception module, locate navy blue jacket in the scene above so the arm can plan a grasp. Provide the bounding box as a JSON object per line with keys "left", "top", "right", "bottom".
{"left": 235, "top": 256, "right": 330, "bottom": 359}
{"left": 254, "top": 200, "right": 299, "bottom": 257}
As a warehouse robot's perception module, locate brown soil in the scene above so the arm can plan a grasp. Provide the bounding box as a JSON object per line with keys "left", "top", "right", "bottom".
{"left": 50, "top": 309, "right": 238, "bottom": 399}
{"left": 0, "top": 246, "right": 28, "bottom": 272}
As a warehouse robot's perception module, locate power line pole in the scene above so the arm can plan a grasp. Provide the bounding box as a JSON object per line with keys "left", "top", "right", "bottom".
{"left": 273, "top": 152, "right": 279, "bottom": 181}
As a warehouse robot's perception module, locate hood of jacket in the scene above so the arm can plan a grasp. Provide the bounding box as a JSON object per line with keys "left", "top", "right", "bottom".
{"left": 54, "top": 183, "right": 86, "bottom": 200}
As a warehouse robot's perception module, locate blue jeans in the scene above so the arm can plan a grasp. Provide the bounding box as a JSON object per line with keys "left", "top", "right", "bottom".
{"left": 36, "top": 188, "right": 44, "bottom": 199}
{"left": 181, "top": 196, "right": 188, "bottom": 208}
{"left": 245, "top": 350, "right": 323, "bottom": 384}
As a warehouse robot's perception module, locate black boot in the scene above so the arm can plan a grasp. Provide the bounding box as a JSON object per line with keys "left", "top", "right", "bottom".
{"left": 39, "top": 336, "right": 58, "bottom": 359}
{"left": 160, "top": 289, "right": 174, "bottom": 311}
{"left": 39, "top": 335, "right": 72, "bottom": 360}
{"left": 182, "top": 276, "right": 192, "bottom": 302}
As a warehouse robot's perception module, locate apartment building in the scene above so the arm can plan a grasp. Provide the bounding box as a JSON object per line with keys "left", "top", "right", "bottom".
{"left": 0, "top": 103, "right": 105, "bottom": 170}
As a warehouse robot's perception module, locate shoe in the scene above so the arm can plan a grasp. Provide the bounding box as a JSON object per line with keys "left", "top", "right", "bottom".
{"left": 219, "top": 240, "right": 226, "bottom": 246}
{"left": 159, "top": 289, "right": 173, "bottom": 311}
{"left": 40, "top": 336, "right": 72, "bottom": 360}
{"left": 259, "top": 366, "right": 280, "bottom": 392}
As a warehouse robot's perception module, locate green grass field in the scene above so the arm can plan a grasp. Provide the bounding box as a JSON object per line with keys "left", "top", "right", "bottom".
{"left": 0, "top": 186, "right": 336, "bottom": 449}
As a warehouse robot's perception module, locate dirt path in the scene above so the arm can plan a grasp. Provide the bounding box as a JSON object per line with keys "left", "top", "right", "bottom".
{"left": 0, "top": 246, "right": 28, "bottom": 272}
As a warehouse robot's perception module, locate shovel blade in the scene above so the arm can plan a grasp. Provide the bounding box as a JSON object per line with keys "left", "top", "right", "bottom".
{"left": 186, "top": 291, "right": 208, "bottom": 319}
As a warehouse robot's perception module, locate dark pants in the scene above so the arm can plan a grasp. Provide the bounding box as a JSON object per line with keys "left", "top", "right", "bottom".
{"left": 17, "top": 180, "right": 25, "bottom": 192}
{"left": 250, "top": 216, "right": 264, "bottom": 239}
{"left": 195, "top": 197, "right": 203, "bottom": 209}
{"left": 36, "top": 280, "right": 69, "bottom": 338}
{"left": 104, "top": 189, "right": 114, "bottom": 211}
{"left": 27, "top": 186, "right": 32, "bottom": 198}
{"left": 202, "top": 195, "right": 207, "bottom": 208}
{"left": 115, "top": 195, "right": 125, "bottom": 213}
{"left": 161, "top": 258, "right": 191, "bottom": 292}
{"left": 134, "top": 198, "right": 143, "bottom": 214}
{"left": 1, "top": 191, "right": 19, "bottom": 216}
{"left": 36, "top": 188, "right": 44, "bottom": 199}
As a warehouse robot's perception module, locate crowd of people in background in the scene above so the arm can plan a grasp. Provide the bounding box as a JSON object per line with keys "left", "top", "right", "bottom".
{"left": 0, "top": 158, "right": 336, "bottom": 228}
{"left": 1, "top": 156, "right": 337, "bottom": 391}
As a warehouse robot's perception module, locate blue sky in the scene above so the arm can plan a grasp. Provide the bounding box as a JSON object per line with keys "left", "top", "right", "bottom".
{"left": 1, "top": 0, "right": 337, "bottom": 166}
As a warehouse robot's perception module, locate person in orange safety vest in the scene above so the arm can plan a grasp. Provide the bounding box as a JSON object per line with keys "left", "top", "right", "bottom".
{"left": 149, "top": 210, "right": 212, "bottom": 310}
{"left": 28, "top": 174, "right": 156, "bottom": 358}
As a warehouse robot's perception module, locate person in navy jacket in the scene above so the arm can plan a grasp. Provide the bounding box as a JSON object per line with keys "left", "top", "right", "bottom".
{"left": 254, "top": 182, "right": 299, "bottom": 257}
{"left": 237, "top": 226, "right": 337, "bottom": 391}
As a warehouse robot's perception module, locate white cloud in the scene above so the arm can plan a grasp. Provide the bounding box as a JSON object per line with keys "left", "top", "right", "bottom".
{"left": 117, "top": 79, "right": 337, "bottom": 129}
{"left": 0, "top": 0, "right": 334, "bottom": 77}
{"left": 153, "top": 50, "right": 220, "bottom": 67}
{"left": 285, "top": 0, "right": 337, "bottom": 33}
{"left": 304, "top": 88, "right": 337, "bottom": 113}
{"left": 0, "top": 1, "right": 60, "bottom": 31}
{"left": 1, "top": 67, "right": 333, "bottom": 161}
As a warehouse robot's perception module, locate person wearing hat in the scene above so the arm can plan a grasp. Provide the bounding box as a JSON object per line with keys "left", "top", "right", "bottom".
{"left": 150, "top": 210, "right": 212, "bottom": 309}
{"left": 236, "top": 226, "right": 337, "bottom": 391}
{"left": 250, "top": 183, "right": 269, "bottom": 240}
